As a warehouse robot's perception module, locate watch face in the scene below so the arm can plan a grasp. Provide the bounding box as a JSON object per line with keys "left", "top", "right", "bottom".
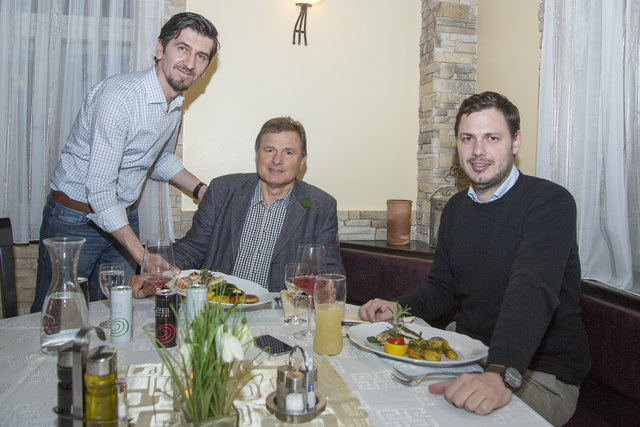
{"left": 504, "top": 367, "right": 522, "bottom": 390}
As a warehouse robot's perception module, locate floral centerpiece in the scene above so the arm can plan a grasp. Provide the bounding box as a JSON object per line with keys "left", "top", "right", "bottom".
{"left": 153, "top": 295, "right": 256, "bottom": 424}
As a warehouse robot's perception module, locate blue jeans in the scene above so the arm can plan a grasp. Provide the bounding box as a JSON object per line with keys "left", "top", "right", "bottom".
{"left": 31, "top": 196, "right": 139, "bottom": 313}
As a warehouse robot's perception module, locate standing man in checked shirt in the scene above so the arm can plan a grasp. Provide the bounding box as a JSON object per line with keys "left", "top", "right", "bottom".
{"left": 31, "top": 12, "right": 219, "bottom": 312}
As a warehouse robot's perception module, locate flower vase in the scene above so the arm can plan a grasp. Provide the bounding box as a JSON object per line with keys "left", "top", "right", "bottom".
{"left": 180, "top": 405, "right": 239, "bottom": 427}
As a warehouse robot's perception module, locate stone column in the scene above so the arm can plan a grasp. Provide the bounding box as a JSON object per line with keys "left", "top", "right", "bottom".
{"left": 416, "top": 0, "right": 476, "bottom": 242}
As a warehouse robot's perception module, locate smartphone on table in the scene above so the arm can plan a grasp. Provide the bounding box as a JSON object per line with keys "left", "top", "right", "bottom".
{"left": 254, "top": 334, "right": 293, "bottom": 356}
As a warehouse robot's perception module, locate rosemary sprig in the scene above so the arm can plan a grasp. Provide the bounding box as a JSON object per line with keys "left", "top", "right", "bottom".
{"left": 390, "top": 302, "right": 412, "bottom": 337}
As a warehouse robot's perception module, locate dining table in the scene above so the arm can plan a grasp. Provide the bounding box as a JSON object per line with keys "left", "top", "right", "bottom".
{"left": 0, "top": 294, "right": 551, "bottom": 426}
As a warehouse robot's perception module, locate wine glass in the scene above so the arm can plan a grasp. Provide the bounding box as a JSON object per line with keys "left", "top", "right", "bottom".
{"left": 293, "top": 243, "right": 327, "bottom": 340}
{"left": 284, "top": 263, "right": 308, "bottom": 325}
{"left": 98, "top": 263, "right": 125, "bottom": 328}
{"left": 141, "top": 239, "right": 177, "bottom": 332}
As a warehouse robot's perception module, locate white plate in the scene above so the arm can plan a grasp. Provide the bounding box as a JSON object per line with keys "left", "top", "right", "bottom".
{"left": 347, "top": 322, "right": 488, "bottom": 367}
{"left": 167, "top": 270, "right": 271, "bottom": 309}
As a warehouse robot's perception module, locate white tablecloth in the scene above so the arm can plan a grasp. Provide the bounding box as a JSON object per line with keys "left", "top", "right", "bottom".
{"left": 0, "top": 295, "right": 550, "bottom": 426}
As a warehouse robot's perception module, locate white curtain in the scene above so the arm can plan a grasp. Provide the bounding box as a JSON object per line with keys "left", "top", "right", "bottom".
{"left": 0, "top": 0, "right": 170, "bottom": 244}
{"left": 538, "top": 0, "right": 640, "bottom": 291}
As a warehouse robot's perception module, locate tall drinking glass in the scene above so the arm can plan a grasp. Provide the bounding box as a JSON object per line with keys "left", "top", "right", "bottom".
{"left": 293, "top": 243, "right": 327, "bottom": 340}
{"left": 141, "top": 239, "right": 176, "bottom": 332}
{"left": 284, "top": 263, "right": 308, "bottom": 325}
{"left": 313, "top": 274, "right": 347, "bottom": 355}
{"left": 97, "top": 263, "right": 125, "bottom": 328}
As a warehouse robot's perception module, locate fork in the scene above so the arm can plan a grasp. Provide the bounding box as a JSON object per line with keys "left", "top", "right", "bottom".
{"left": 391, "top": 370, "right": 481, "bottom": 386}
{"left": 393, "top": 367, "right": 477, "bottom": 380}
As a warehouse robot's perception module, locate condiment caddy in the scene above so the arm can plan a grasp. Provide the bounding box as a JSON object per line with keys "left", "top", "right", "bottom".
{"left": 265, "top": 345, "right": 326, "bottom": 423}
{"left": 53, "top": 326, "right": 128, "bottom": 426}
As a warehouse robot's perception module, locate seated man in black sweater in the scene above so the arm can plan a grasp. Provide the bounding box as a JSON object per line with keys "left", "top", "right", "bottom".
{"left": 359, "top": 91, "right": 590, "bottom": 426}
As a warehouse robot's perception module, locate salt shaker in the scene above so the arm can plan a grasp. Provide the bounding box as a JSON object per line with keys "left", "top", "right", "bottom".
{"left": 276, "top": 364, "right": 295, "bottom": 409}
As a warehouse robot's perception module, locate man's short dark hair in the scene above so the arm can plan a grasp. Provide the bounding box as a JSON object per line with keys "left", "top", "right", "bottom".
{"left": 455, "top": 91, "right": 520, "bottom": 138}
{"left": 156, "top": 12, "right": 220, "bottom": 64}
{"left": 255, "top": 117, "right": 307, "bottom": 157}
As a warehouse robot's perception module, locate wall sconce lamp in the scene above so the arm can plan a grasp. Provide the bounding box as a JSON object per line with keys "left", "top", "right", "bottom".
{"left": 291, "top": 0, "right": 324, "bottom": 46}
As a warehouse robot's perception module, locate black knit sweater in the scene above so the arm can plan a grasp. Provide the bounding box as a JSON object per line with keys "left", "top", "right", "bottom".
{"left": 399, "top": 173, "right": 590, "bottom": 385}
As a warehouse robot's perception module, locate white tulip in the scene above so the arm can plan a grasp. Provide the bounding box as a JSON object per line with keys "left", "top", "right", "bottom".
{"left": 215, "top": 325, "right": 244, "bottom": 363}
{"left": 178, "top": 343, "right": 193, "bottom": 373}
{"left": 236, "top": 323, "right": 253, "bottom": 351}
{"left": 221, "top": 332, "right": 244, "bottom": 363}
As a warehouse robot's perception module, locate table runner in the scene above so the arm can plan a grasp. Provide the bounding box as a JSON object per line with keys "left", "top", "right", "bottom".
{"left": 125, "top": 358, "right": 372, "bottom": 426}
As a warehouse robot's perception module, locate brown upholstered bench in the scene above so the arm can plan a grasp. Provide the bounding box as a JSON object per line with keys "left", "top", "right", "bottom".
{"left": 340, "top": 246, "right": 458, "bottom": 329}
{"left": 566, "top": 281, "right": 640, "bottom": 426}
{"left": 340, "top": 246, "right": 433, "bottom": 305}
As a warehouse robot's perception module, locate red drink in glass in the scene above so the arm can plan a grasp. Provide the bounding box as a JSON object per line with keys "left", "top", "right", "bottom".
{"left": 292, "top": 276, "right": 316, "bottom": 295}
{"left": 145, "top": 276, "right": 171, "bottom": 289}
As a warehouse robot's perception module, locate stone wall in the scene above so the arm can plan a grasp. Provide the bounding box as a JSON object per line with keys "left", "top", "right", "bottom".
{"left": 416, "top": 0, "right": 476, "bottom": 241}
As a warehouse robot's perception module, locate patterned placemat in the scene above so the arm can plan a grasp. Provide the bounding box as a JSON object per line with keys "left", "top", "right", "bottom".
{"left": 124, "top": 357, "right": 372, "bottom": 426}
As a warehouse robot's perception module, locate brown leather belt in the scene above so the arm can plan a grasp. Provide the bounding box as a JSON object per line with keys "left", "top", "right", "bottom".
{"left": 51, "top": 191, "right": 93, "bottom": 213}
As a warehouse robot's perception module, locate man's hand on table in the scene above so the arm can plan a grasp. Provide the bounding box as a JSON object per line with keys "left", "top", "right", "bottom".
{"left": 128, "top": 275, "right": 156, "bottom": 299}
{"left": 358, "top": 298, "right": 397, "bottom": 322}
{"left": 428, "top": 372, "right": 512, "bottom": 415}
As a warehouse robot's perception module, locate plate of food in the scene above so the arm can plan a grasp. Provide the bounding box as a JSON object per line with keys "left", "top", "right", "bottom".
{"left": 347, "top": 322, "right": 488, "bottom": 367}
{"left": 167, "top": 269, "right": 271, "bottom": 309}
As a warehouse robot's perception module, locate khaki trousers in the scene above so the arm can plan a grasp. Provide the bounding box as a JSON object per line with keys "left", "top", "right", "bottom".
{"left": 516, "top": 370, "right": 580, "bottom": 427}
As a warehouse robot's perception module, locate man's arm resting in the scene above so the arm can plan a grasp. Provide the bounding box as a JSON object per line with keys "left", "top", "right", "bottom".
{"left": 170, "top": 169, "right": 208, "bottom": 201}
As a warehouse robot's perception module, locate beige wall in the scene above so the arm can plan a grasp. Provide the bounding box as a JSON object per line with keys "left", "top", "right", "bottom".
{"left": 476, "top": 0, "right": 541, "bottom": 175}
{"left": 183, "top": 0, "right": 422, "bottom": 211}
{"left": 181, "top": 0, "right": 541, "bottom": 212}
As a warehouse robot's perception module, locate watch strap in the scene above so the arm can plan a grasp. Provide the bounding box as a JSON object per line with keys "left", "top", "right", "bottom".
{"left": 192, "top": 182, "right": 206, "bottom": 199}
{"left": 485, "top": 364, "right": 522, "bottom": 392}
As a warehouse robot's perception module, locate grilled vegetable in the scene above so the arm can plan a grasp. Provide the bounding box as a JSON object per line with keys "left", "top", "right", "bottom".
{"left": 427, "top": 336, "right": 458, "bottom": 360}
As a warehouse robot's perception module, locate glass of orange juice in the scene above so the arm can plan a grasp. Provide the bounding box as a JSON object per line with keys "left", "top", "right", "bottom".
{"left": 313, "top": 274, "right": 346, "bottom": 355}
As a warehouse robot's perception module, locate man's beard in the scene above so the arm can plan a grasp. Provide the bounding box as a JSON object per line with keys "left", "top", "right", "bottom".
{"left": 468, "top": 158, "right": 513, "bottom": 192}
{"left": 167, "top": 75, "right": 191, "bottom": 92}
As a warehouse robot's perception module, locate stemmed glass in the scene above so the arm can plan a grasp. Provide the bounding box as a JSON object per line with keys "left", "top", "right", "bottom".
{"left": 97, "top": 263, "right": 125, "bottom": 328}
{"left": 293, "top": 243, "right": 327, "bottom": 340}
{"left": 284, "top": 263, "right": 308, "bottom": 325}
{"left": 141, "top": 239, "right": 177, "bottom": 333}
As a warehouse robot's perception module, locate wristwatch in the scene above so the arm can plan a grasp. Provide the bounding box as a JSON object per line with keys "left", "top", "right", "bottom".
{"left": 484, "top": 364, "right": 522, "bottom": 392}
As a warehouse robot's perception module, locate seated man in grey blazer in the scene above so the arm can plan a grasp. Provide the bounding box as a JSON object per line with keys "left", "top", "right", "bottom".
{"left": 132, "top": 116, "right": 344, "bottom": 297}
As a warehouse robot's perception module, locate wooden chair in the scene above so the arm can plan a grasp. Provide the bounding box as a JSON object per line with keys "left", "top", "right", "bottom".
{"left": 0, "top": 217, "right": 17, "bottom": 318}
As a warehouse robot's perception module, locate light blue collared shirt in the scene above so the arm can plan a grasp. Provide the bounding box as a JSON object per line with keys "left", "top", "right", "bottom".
{"left": 51, "top": 66, "right": 184, "bottom": 233}
{"left": 467, "top": 165, "right": 520, "bottom": 203}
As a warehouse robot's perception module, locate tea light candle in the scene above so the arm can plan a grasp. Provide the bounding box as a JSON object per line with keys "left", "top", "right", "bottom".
{"left": 285, "top": 392, "right": 304, "bottom": 412}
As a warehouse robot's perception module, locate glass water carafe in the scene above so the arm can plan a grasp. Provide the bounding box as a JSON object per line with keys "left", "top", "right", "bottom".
{"left": 40, "top": 237, "right": 89, "bottom": 355}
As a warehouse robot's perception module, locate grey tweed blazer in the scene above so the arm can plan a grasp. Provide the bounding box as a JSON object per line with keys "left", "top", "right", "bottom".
{"left": 173, "top": 173, "right": 344, "bottom": 292}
